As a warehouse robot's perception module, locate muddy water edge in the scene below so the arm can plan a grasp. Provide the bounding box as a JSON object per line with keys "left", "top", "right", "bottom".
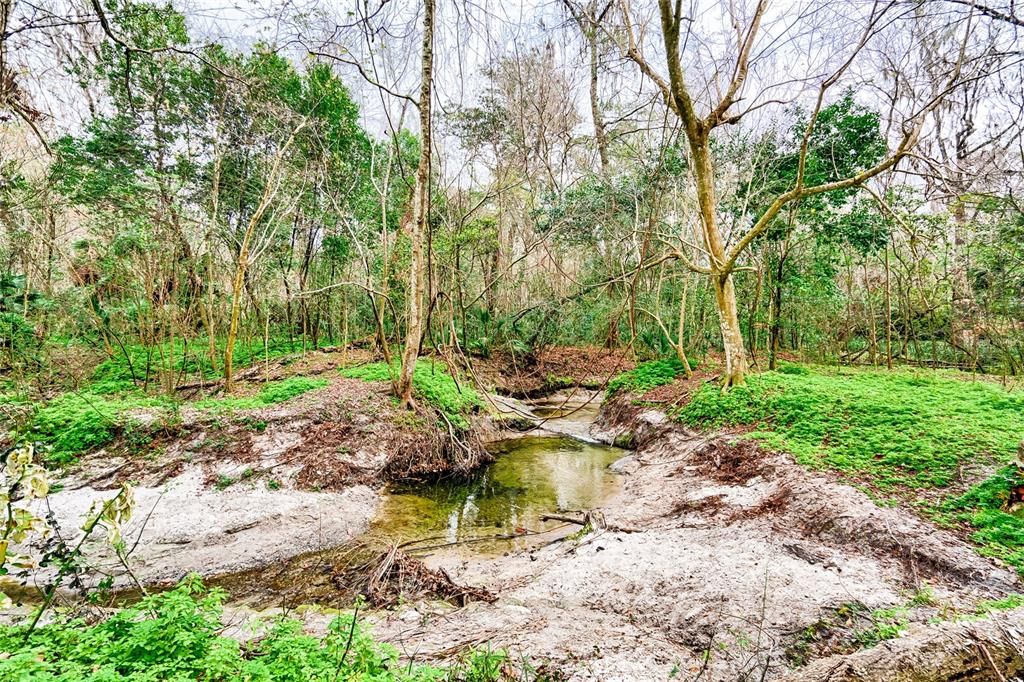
{"left": 210, "top": 393, "right": 627, "bottom": 608}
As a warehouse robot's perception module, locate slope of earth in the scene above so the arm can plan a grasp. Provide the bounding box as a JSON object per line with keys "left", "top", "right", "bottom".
{"left": 320, "top": 410, "right": 1022, "bottom": 681}
{"left": 471, "top": 346, "right": 635, "bottom": 398}
{"left": 13, "top": 350, "right": 490, "bottom": 588}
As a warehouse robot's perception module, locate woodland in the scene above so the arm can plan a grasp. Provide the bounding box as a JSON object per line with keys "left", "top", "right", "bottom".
{"left": 1, "top": 0, "right": 1024, "bottom": 680}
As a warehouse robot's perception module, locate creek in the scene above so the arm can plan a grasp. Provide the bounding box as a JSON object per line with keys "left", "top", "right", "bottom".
{"left": 215, "top": 391, "right": 627, "bottom": 606}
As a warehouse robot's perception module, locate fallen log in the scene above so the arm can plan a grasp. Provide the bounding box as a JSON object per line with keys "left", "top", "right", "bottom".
{"left": 779, "top": 608, "right": 1024, "bottom": 681}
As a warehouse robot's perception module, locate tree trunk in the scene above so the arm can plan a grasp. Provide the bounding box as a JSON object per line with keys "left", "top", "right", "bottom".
{"left": 587, "top": 18, "right": 609, "bottom": 173}
{"left": 713, "top": 272, "right": 748, "bottom": 387}
{"left": 769, "top": 250, "right": 784, "bottom": 371}
{"left": 396, "top": 0, "right": 435, "bottom": 408}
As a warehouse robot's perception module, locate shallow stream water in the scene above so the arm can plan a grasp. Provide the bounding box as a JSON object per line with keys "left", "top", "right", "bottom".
{"left": 213, "top": 393, "right": 626, "bottom": 606}
{"left": 374, "top": 434, "right": 625, "bottom": 552}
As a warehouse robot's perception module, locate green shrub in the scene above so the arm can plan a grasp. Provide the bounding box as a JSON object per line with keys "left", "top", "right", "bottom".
{"left": 341, "top": 360, "right": 481, "bottom": 430}
{"left": 606, "top": 358, "right": 688, "bottom": 396}
{"left": 0, "top": 576, "right": 506, "bottom": 681}
{"left": 0, "top": 311, "right": 37, "bottom": 361}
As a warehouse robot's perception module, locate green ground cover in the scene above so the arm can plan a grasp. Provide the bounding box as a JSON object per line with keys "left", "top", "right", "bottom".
{"left": 341, "top": 360, "right": 482, "bottom": 430}
{"left": 659, "top": 364, "right": 1024, "bottom": 572}
{"left": 0, "top": 578, "right": 511, "bottom": 682}
{"left": 606, "top": 358, "right": 689, "bottom": 396}
{"left": 195, "top": 376, "right": 329, "bottom": 412}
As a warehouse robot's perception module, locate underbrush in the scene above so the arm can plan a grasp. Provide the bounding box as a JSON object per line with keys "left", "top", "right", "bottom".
{"left": 90, "top": 337, "right": 310, "bottom": 393}
{"left": 672, "top": 364, "right": 1024, "bottom": 571}
{"left": 606, "top": 358, "right": 688, "bottom": 396}
{"left": 30, "top": 391, "right": 173, "bottom": 464}
{"left": 342, "top": 360, "right": 482, "bottom": 430}
{"left": 196, "top": 376, "right": 329, "bottom": 412}
{"left": 0, "top": 577, "right": 518, "bottom": 681}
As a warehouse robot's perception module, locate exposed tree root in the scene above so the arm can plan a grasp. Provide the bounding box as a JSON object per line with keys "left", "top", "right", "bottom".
{"left": 779, "top": 607, "right": 1024, "bottom": 681}
{"left": 333, "top": 543, "right": 496, "bottom": 608}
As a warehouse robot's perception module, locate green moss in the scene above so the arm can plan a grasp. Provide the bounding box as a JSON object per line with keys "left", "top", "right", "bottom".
{"left": 341, "top": 360, "right": 481, "bottom": 430}
{"left": 196, "top": 377, "right": 328, "bottom": 412}
{"left": 672, "top": 364, "right": 1024, "bottom": 572}
{"left": 606, "top": 358, "right": 688, "bottom": 396}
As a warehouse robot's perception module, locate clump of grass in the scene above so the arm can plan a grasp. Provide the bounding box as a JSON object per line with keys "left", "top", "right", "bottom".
{"left": 975, "top": 593, "right": 1024, "bottom": 614}
{"left": 341, "top": 360, "right": 481, "bottom": 430}
{"left": 607, "top": 358, "right": 688, "bottom": 396}
{"left": 196, "top": 376, "right": 328, "bottom": 412}
{"left": 852, "top": 606, "right": 909, "bottom": 647}
{"left": 30, "top": 392, "right": 170, "bottom": 464}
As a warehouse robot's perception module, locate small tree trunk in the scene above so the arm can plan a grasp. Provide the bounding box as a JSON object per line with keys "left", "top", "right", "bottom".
{"left": 396, "top": 0, "right": 435, "bottom": 408}
{"left": 885, "top": 245, "right": 893, "bottom": 369}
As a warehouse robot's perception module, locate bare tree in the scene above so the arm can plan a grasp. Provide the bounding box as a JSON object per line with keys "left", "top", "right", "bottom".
{"left": 396, "top": 0, "right": 436, "bottom": 407}
{"left": 616, "top": 0, "right": 981, "bottom": 386}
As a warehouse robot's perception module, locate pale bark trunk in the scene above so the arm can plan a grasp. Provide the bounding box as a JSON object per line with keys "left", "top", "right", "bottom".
{"left": 587, "top": 21, "right": 609, "bottom": 173}
{"left": 712, "top": 273, "right": 747, "bottom": 387}
{"left": 396, "top": 0, "right": 435, "bottom": 408}
{"left": 691, "top": 135, "right": 748, "bottom": 386}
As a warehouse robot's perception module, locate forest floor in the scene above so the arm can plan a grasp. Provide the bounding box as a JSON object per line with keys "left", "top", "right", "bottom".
{"left": 334, "top": 406, "right": 1022, "bottom": 680}
{"left": 7, "top": 348, "right": 1024, "bottom": 680}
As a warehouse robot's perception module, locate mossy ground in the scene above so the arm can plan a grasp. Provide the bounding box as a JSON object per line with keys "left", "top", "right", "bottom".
{"left": 666, "top": 364, "right": 1024, "bottom": 572}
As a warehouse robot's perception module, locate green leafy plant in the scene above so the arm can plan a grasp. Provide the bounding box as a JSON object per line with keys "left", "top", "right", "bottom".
{"left": 197, "top": 377, "right": 328, "bottom": 412}
{"left": 0, "top": 577, "right": 509, "bottom": 681}
{"left": 607, "top": 358, "right": 688, "bottom": 396}
{"left": 30, "top": 392, "right": 169, "bottom": 464}
{"left": 852, "top": 606, "right": 909, "bottom": 647}
{"left": 342, "top": 360, "right": 481, "bottom": 430}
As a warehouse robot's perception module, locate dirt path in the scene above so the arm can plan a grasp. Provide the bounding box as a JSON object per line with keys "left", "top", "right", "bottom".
{"left": 342, "top": 410, "right": 1020, "bottom": 680}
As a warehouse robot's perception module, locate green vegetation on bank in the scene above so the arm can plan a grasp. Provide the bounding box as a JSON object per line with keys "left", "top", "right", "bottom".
{"left": 30, "top": 392, "right": 173, "bottom": 464}
{"left": 606, "top": 358, "right": 688, "bottom": 396}
{"left": 342, "top": 360, "right": 482, "bottom": 429}
{"left": 643, "top": 363, "right": 1024, "bottom": 571}
{"left": 90, "top": 338, "right": 314, "bottom": 394}
{"left": 675, "top": 365, "right": 1024, "bottom": 489}
{"left": 21, "top": 376, "right": 326, "bottom": 465}
{"left": 196, "top": 377, "right": 329, "bottom": 412}
{"left": 0, "top": 578, "right": 510, "bottom": 682}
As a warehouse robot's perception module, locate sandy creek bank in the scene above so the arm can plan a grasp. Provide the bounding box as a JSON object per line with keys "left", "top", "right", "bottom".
{"left": 13, "top": 378, "right": 1024, "bottom": 680}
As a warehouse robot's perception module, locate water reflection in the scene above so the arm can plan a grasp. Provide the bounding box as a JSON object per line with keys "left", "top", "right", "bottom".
{"left": 375, "top": 435, "right": 625, "bottom": 548}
